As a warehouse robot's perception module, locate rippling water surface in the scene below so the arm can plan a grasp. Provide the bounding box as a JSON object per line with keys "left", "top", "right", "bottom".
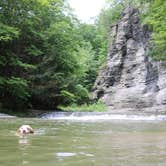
{"left": 0, "top": 114, "right": 166, "bottom": 166}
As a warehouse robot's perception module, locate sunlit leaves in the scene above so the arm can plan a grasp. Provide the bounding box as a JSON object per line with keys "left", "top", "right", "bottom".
{"left": 0, "top": 23, "right": 19, "bottom": 41}
{"left": 6, "top": 77, "right": 30, "bottom": 100}
{"left": 141, "top": 0, "right": 166, "bottom": 60}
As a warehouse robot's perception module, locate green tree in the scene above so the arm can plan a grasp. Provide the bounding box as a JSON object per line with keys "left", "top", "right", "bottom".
{"left": 31, "top": 16, "right": 80, "bottom": 109}
{"left": 0, "top": 0, "right": 79, "bottom": 109}
{"left": 141, "top": 0, "right": 166, "bottom": 60}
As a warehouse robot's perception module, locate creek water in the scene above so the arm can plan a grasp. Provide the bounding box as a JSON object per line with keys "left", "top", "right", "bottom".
{"left": 0, "top": 113, "right": 166, "bottom": 166}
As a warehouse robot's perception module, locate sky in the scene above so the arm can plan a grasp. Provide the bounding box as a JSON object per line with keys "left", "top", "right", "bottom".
{"left": 68, "top": 0, "right": 106, "bottom": 23}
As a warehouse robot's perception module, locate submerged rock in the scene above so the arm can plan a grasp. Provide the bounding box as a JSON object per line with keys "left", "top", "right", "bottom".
{"left": 93, "top": 6, "right": 166, "bottom": 112}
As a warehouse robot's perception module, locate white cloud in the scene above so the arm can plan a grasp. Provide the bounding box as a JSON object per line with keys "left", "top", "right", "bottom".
{"left": 68, "top": 0, "right": 106, "bottom": 23}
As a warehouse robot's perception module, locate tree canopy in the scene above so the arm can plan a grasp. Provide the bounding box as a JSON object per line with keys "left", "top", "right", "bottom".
{"left": 0, "top": 0, "right": 104, "bottom": 110}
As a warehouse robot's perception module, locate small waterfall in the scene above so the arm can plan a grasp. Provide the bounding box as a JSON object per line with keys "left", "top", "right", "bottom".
{"left": 40, "top": 112, "right": 166, "bottom": 121}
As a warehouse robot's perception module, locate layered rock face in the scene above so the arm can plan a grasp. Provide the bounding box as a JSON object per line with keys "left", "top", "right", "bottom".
{"left": 93, "top": 6, "right": 166, "bottom": 112}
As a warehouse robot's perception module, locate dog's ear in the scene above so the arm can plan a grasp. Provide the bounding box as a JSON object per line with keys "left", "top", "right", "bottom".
{"left": 17, "top": 129, "right": 21, "bottom": 133}
{"left": 27, "top": 127, "right": 34, "bottom": 133}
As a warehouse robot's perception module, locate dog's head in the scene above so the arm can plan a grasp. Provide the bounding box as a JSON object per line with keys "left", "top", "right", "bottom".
{"left": 17, "top": 125, "right": 34, "bottom": 134}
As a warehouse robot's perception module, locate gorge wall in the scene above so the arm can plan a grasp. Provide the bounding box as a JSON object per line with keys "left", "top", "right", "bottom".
{"left": 93, "top": 6, "right": 166, "bottom": 112}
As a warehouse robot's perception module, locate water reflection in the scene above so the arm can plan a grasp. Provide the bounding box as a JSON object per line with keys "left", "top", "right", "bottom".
{"left": 17, "top": 135, "right": 32, "bottom": 165}
{"left": 18, "top": 136, "right": 31, "bottom": 146}
{"left": 22, "top": 160, "right": 29, "bottom": 165}
{"left": 79, "top": 152, "right": 94, "bottom": 157}
{"left": 56, "top": 152, "right": 77, "bottom": 157}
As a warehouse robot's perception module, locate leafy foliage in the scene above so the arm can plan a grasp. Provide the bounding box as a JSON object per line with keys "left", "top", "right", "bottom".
{"left": 59, "top": 101, "right": 107, "bottom": 112}
{"left": 0, "top": 0, "right": 164, "bottom": 111}
{"left": 97, "top": 0, "right": 166, "bottom": 61}
{"left": 0, "top": 23, "right": 19, "bottom": 41}
{"left": 0, "top": 0, "right": 105, "bottom": 110}
{"left": 97, "top": 0, "right": 124, "bottom": 40}
{"left": 141, "top": 0, "right": 166, "bottom": 60}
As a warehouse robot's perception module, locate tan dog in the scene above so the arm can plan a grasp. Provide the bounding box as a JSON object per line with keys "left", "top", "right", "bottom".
{"left": 17, "top": 125, "right": 34, "bottom": 135}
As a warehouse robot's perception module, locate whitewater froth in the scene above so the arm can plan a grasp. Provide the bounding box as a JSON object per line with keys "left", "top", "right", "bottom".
{"left": 40, "top": 112, "right": 166, "bottom": 121}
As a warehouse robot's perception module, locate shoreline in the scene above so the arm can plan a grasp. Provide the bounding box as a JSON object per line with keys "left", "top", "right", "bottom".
{"left": 0, "top": 106, "right": 166, "bottom": 118}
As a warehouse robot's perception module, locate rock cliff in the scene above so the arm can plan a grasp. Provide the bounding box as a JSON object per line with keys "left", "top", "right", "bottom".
{"left": 93, "top": 6, "right": 166, "bottom": 112}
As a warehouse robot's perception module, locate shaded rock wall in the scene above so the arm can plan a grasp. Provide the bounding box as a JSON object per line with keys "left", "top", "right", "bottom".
{"left": 93, "top": 6, "right": 166, "bottom": 112}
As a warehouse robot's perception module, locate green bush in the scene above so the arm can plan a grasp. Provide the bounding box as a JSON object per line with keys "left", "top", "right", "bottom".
{"left": 60, "top": 90, "right": 76, "bottom": 105}
{"left": 58, "top": 101, "right": 107, "bottom": 112}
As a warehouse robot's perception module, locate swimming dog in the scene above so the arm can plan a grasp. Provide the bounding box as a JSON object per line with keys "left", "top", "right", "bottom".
{"left": 17, "top": 125, "right": 34, "bottom": 135}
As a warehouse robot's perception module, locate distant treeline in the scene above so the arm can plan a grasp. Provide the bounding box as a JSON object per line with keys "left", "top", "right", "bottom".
{"left": 0, "top": 0, "right": 165, "bottom": 111}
